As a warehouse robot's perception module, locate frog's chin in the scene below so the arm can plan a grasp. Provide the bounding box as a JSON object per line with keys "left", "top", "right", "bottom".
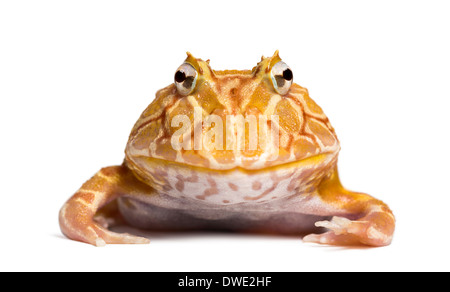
{"left": 125, "top": 152, "right": 338, "bottom": 205}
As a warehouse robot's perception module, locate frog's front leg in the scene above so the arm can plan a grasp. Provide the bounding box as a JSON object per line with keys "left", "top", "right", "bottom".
{"left": 303, "top": 167, "right": 395, "bottom": 246}
{"left": 59, "top": 165, "right": 151, "bottom": 246}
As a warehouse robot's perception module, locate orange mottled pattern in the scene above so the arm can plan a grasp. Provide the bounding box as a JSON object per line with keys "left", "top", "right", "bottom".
{"left": 125, "top": 53, "right": 339, "bottom": 172}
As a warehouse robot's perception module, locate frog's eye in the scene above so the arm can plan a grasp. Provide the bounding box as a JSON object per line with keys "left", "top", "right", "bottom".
{"left": 270, "top": 61, "right": 293, "bottom": 95}
{"left": 174, "top": 63, "right": 198, "bottom": 96}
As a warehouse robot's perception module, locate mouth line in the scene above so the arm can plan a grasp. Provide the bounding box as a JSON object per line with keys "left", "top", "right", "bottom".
{"left": 128, "top": 151, "right": 337, "bottom": 174}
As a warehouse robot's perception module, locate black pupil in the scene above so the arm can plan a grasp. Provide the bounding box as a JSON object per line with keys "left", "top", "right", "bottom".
{"left": 175, "top": 71, "right": 186, "bottom": 83}
{"left": 283, "top": 69, "right": 293, "bottom": 81}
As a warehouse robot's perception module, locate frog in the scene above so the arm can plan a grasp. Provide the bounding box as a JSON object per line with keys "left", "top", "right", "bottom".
{"left": 59, "top": 51, "right": 395, "bottom": 247}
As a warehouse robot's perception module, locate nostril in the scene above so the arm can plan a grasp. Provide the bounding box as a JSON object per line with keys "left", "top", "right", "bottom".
{"left": 230, "top": 88, "right": 237, "bottom": 96}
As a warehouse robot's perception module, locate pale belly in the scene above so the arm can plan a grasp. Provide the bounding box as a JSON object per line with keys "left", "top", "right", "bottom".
{"left": 119, "top": 154, "right": 337, "bottom": 233}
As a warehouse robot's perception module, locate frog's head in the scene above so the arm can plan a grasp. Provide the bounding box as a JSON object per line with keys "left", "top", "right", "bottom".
{"left": 126, "top": 51, "right": 339, "bottom": 171}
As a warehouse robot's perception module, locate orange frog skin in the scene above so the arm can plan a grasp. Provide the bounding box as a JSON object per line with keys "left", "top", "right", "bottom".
{"left": 59, "top": 51, "right": 395, "bottom": 247}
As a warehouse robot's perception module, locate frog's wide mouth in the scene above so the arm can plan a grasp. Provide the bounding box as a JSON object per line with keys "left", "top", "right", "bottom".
{"left": 126, "top": 151, "right": 338, "bottom": 176}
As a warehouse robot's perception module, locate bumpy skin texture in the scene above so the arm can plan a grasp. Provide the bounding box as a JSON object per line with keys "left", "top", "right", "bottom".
{"left": 59, "top": 52, "right": 395, "bottom": 247}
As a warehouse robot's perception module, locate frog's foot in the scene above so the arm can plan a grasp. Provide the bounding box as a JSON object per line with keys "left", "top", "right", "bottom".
{"left": 59, "top": 166, "right": 150, "bottom": 246}
{"left": 303, "top": 210, "right": 395, "bottom": 247}
{"left": 59, "top": 190, "right": 150, "bottom": 247}
{"left": 301, "top": 167, "right": 395, "bottom": 247}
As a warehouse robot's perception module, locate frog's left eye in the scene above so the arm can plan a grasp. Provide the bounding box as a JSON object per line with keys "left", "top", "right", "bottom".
{"left": 270, "top": 61, "right": 293, "bottom": 95}
{"left": 174, "top": 63, "right": 198, "bottom": 96}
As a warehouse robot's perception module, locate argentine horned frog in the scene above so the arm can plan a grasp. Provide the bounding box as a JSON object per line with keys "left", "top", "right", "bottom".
{"left": 59, "top": 52, "right": 395, "bottom": 247}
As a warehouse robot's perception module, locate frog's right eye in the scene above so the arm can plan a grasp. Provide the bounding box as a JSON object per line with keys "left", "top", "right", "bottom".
{"left": 270, "top": 61, "right": 293, "bottom": 95}
{"left": 174, "top": 63, "right": 198, "bottom": 96}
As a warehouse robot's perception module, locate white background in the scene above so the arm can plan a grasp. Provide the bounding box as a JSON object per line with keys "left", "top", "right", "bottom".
{"left": 1, "top": 0, "right": 449, "bottom": 272}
